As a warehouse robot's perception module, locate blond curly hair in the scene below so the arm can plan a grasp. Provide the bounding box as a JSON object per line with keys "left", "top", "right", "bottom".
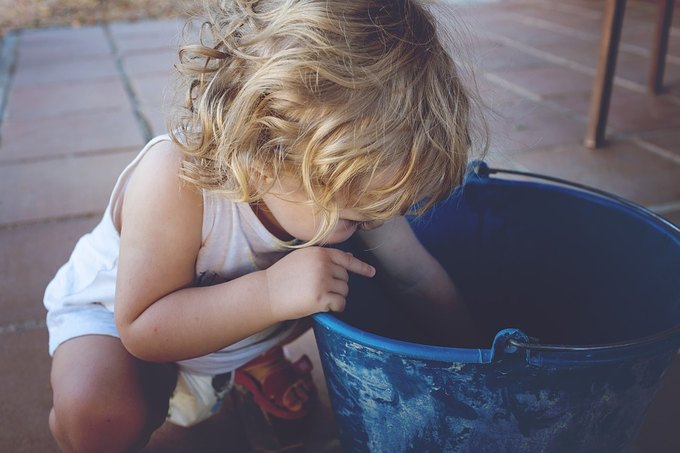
{"left": 170, "top": 0, "right": 486, "bottom": 245}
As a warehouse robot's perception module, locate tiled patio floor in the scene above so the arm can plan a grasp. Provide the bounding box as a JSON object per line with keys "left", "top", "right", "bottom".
{"left": 1, "top": 0, "right": 679, "bottom": 452}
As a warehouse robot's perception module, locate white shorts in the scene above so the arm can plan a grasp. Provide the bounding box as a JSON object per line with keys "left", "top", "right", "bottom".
{"left": 47, "top": 303, "right": 119, "bottom": 356}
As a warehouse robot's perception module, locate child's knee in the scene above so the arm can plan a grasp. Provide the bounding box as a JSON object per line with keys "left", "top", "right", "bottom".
{"left": 50, "top": 387, "right": 155, "bottom": 453}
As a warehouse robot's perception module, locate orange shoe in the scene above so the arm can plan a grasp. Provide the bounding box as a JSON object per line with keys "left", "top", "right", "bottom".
{"left": 234, "top": 346, "right": 317, "bottom": 420}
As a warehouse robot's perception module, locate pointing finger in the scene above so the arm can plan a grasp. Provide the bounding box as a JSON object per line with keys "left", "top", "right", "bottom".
{"left": 330, "top": 250, "right": 375, "bottom": 278}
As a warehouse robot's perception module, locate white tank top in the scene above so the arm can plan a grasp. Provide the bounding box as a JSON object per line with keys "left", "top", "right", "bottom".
{"left": 44, "top": 135, "right": 296, "bottom": 375}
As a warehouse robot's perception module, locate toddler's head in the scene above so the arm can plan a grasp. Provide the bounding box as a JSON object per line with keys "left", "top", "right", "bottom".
{"left": 172, "top": 0, "right": 485, "bottom": 245}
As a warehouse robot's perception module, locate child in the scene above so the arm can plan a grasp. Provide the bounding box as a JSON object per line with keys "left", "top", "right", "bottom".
{"left": 44, "top": 0, "right": 484, "bottom": 451}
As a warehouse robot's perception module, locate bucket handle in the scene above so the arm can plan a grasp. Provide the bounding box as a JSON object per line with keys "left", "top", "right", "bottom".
{"left": 471, "top": 162, "right": 680, "bottom": 353}
{"left": 472, "top": 161, "right": 680, "bottom": 236}
{"left": 506, "top": 324, "right": 680, "bottom": 353}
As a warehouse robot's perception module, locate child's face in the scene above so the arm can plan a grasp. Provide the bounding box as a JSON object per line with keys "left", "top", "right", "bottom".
{"left": 256, "top": 174, "right": 386, "bottom": 244}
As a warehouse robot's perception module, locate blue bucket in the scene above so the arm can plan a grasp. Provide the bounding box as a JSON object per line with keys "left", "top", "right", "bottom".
{"left": 313, "top": 162, "right": 680, "bottom": 453}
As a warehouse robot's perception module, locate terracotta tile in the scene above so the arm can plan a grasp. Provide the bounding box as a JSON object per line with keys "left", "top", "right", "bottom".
{"left": 18, "top": 24, "right": 107, "bottom": 44}
{"left": 530, "top": 38, "right": 600, "bottom": 68}
{"left": 666, "top": 36, "right": 680, "bottom": 59}
{"left": 0, "top": 216, "right": 101, "bottom": 325}
{"left": 11, "top": 55, "right": 119, "bottom": 88}
{"left": 483, "top": 17, "right": 584, "bottom": 45}
{"left": 5, "top": 79, "right": 132, "bottom": 121}
{"left": 549, "top": 87, "right": 680, "bottom": 134}
{"left": 618, "top": 2, "right": 664, "bottom": 22}
{"left": 15, "top": 26, "right": 111, "bottom": 66}
{"left": 0, "top": 328, "right": 59, "bottom": 453}
{"left": 114, "top": 32, "right": 182, "bottom": 55}
{"left": 122, "top": 51, "right": 178, "bottom": 77}
{"left": 0, "top": 110, "right": 145, "bottom": 162}
{"left": 620, "top": 20, "right": 658, "bottom": 48}
{"left": 639, "top": 130, "right": 680, "bottom": 158}
{"left": 606, "top": 89, "right": 680, "bottom": 133}
{"left": 129, "top": 73, "right": 176, "bottom": 135}
{"left": 142, "top": 105, "right": 171, "bottom": 137}
{"left": 659, "top": 210, "right": 680, "bottom": 228}
{"left": 668, "top": 83, "right": 680, "bottom": 98}
{"left": 129, "top": 73, "right": 174, "bottom": 110}
{"left": 508, "top": 6, "right": 604, "bottom": 33}
{"left": 432, "top": 3, "right": 506, "bottom": 33}
{"left": 476, "top": 76, "right": 535, "bottom": 108}
{"left": 491, "top": 64, "right": 595, "bottom": 98}
{"left": 635, "top": 354, "right": 680, "bottom": 453}
{"left": 509, "top": 139, "right": 680, "bottom": 207}
{"left": 471, "top": 42, "right": 550, "bottom": 73}
{"left": 487, "top": 100, "right": 587, "bottom": 153}
{"left": 0, "top": 150, "right": 138, "bottom": 226}
{"left": 614, "top": 51, "right": 680, "bottom": 89}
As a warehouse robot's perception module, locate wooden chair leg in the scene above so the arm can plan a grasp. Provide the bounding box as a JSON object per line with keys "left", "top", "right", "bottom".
{"left": 585, "top": 0, "right": 627, "bottom": 149}
{"left": 648, "top": 0, "right": 675, "bottom": 94}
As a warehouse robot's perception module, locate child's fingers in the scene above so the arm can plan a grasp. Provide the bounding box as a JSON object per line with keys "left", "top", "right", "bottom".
{"left": 324, "top": 292, "right": 347, "bottom": 313}
{"left": 330, "top": 249, "right": 375, "bottom": 278}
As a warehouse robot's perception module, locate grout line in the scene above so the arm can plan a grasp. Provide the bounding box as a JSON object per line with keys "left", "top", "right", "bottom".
{"left": 502, "top": 7, "right": 680, "bottom": 66}
{"left": 483, "top": 32, "right": 651, "bottom": 94}
{"left": 0, "top": 211, "right": 104, "bottom": 231}
{"left": 0, "top": 30, "right": 19, "bottom": 145}
{"left": 647, "top": 201, "right": 680, "bottom": 215}
{"left": 0, "top": 319, "right": 47, "bottom": 335}
{"left": 480, "top": 72, "right": 541, "bottom": 101}
{"left": 480, "top": 70, "right": 595, "bottom": 128}
{"left": 519, "top": 0, "right": 605, "bottom": 19}
{"left": 103, "top": 24, "right": 153, "bottom": 143}
{"left": 632, "top": 137, "right": 680, "bottom": 166}
{"left": 0, "top": 144, "right": 142, "bottom": 167}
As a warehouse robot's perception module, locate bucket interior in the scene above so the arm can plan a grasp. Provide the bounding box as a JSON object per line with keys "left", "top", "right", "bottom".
{"left": 336, "top": 176, "right": 680, "bottom": 349}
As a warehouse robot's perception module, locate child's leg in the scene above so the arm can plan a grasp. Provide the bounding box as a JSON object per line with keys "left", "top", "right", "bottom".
{"left": 49, "top": 335, "right": 177, "bottom": 453}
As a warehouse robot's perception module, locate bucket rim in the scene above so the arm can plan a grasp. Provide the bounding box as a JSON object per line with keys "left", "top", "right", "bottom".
{"left": 313, "top": 312, "right": 680, "bottom": 364}
{"left": 312, "top": 312, "right": 491, "bottom": 363}
{"left": 470, "top": 162, "right": 680, "bottom": 239}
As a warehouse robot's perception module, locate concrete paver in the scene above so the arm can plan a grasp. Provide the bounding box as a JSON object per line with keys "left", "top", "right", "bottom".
{"left": 11, "top": 55, "right": 120, "bottom": 88}
{"left": 0, "top": 329, "right": 59, "bottom": 453}
{"left": 510, "top": 140, "right": 680, "bottom": 208}
{"left": 122, "top": 52, "right": 178, "bottom": 77}
{"left": 5, "top": 79, "right": 133, "bottom": 121}
{"left": 487, "top": 99, "right": 588, "bottom": 153}
{"left": 642, "top": 129, "right": 680, "bottom": 157}
{"left": 551, "top": 87, "right": 680, "bottom": 133}
{"left": 128, "top": 73, "right": 175, "bottom": 135}
{"left": 0, "top": 111, "right": 145, "bottom": 162}
{"left": 13, "top": 27, "right": 111, "bottom": 66}
{"left": 0, "top": 150, "right": 139, "bottom": 225}
{"left": 1, "top": 216, "right": 101, "bottom": 326}
{"left": 1, "top": 1, "right": 679, "bottom": 452}
{"left": 636, "top": 355, "right": 680, "bottom": 453}
{"left": 493, "top": 64, "right": 597, "bottom": 97}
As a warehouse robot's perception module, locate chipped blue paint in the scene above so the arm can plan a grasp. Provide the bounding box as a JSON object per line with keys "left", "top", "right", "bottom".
{"left": 314, "top": 168, "right": 680, "bottom": 453}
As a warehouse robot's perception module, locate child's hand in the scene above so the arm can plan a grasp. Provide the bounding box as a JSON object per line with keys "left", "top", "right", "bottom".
{"left": 264, "top": 247, "right": 375, "bottom": 321}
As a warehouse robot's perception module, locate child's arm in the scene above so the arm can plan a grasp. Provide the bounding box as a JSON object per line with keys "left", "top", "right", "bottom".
{"left": 114, "top": 141, "right": 374, "bottom": 362}
{"left": 354, "top": 216, "right": 480, "bottom": 348}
